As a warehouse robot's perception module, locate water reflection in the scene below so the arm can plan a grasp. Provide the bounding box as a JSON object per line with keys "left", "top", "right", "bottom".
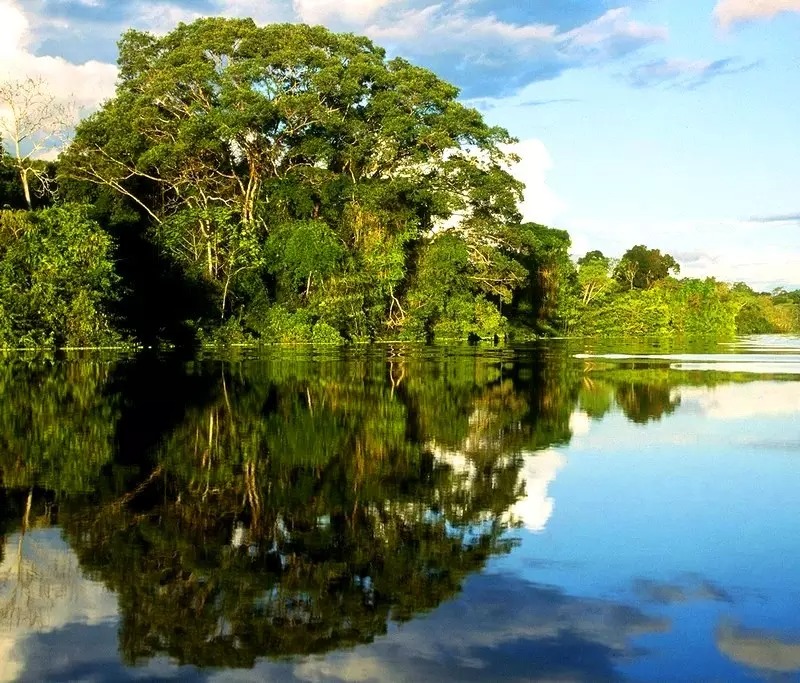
{"left": 0, "top": 343, "right": 797, "bottom": 680}
{"left": 0, "top": 529, "right": 117, "bottom": 683}
{"left": 717, "top": 621, "right": 800, "bottom": 675}
{"left": 0, "top": 351, "right": 580, "bottom": 671}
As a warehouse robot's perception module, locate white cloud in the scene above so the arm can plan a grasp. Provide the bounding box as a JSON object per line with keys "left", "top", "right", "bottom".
{"left": 216, "top": 0, "right": 295, "bottom": 24}
{"left": 678, "top": 382, "right": 800, "bottom": 420}
{"left": 132, "top": 2, "right": 206, "bottom": 35}
{"left": 504, "top": 139, "right": 565, "bottom": 226}
{"left": 293, "top": 0, "right": 396, "bottom": 24}
{"left": 0, "top": 0, "right": 28, "bottom": 59}
{"left": 507, "top": 449, "right": 566, "bottom": 532}
{"left": 560, "top": 7, "right": 668, "bottom": 60}
{"left": 363, "top": 4, "right": 557, "bottom": 55}
{"left": 0, "top": 0, "right": 117, "bottom": 116}
{"left": 714, "top": 0, "right": 800, "bottom": 28}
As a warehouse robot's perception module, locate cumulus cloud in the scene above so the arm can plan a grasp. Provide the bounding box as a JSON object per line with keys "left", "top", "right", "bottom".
{"left": 504, "top": 139, "right": 566, "bottom": 226}
{"left": 0, "top": 0, "right": 28, "bottom": 59}
{"left": 627, "top": 57, "right": 759, "bottom": 90}
{"left": 18, "top": 1, "right": 668, "bottom": 99}
{"left": 0, "top": 0, "right": 117, "bottom": 113}
{"left": 361, "top": 5, "right": 667, "bottom": 96}
{"left": 714, "top": 0, "right": 800, "bottom": 28}
{"left": 293, "top": 0, "right": 395, "bottom": 24}
{"left": 129, "top": 1, "right": 206, "bottom": 34}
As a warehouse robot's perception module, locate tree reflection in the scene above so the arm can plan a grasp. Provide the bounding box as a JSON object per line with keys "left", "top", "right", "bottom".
{"left": 614, "top": 382, "right": 680, "bottom": 424}
{"left": 0, "top": 356, "right": 119, "bottom": 494}
{"left": 0, "top": 348, "right": 742, "bottom": 671}
{"left": 53, "top": 352, "right": 576, "bottom": 667}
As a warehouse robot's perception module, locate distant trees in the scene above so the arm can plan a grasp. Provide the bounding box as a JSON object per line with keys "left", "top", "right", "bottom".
{"left": 614, "top": 245, "right": 680, "bottom": 290}
{"left": 0, "top": 77, "right": 72, "bottom": 209}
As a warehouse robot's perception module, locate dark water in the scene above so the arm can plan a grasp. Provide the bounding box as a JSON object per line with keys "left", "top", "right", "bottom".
{"left": 1, "top": 337, "right": 799, "bottom": 682}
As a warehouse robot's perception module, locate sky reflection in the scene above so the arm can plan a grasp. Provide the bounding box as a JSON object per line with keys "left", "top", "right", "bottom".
{"left": 1, "top": 344, "right": 799, "bottom": 681}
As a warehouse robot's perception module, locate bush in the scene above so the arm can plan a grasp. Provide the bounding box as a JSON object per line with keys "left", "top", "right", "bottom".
{"left": 0, "top": 206, "right": 123, "bottom": 348}
{"left": 311, "top": 321, "right": 345, "bottom": 345}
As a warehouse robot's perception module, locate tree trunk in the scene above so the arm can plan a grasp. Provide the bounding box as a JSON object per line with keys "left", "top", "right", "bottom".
{"left": 19, "top": 168, "right": 32, "bottom": 211}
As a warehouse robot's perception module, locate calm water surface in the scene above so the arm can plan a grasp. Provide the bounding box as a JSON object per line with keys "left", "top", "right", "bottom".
{"left": 1, "top": 336, "right": 799, "bottom": 682}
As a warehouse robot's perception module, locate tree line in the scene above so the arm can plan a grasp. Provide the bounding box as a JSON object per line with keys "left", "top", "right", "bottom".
{"left": 0, "top": 18, "right": 797, "bottom": 348}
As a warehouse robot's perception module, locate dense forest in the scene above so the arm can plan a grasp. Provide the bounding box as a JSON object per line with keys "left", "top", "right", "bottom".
{"left": 0, "top": 18, "right": 797, "bottom": 348}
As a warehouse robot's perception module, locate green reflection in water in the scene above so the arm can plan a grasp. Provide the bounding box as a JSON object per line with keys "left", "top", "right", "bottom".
{"left": 0, "top": 346, "right": 794, "bottom": 671}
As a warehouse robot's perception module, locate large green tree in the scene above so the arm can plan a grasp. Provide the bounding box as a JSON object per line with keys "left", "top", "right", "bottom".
{"left": 60, "top": 19, "right": 524, "bottom": 339}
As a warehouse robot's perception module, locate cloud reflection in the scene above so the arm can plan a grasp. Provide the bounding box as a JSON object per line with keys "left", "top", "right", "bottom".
{"left": 432, "top": 445, "right": 566, "bottom": 534}
{"left": 288, "top": 573, "right": 669, "bottom": 683}
{"left": 717, "top": 621, "right": 800, "bottom": 674}
{"left": 0, "top": 529, "right": 118, "bottom": 683}
{"left": 678, "top": 382, "right": 800, "bottom": 420}
{"left": 633, "top": 576, "right": 732, "bottom": 605}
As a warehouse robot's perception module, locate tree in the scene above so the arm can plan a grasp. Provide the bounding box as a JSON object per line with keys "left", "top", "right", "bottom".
{"left": 0, "top": 206, "right": 122, "bottom": 347}
{"left": 577, "top": 250, "right": 608, "bottom": 267}
{"left": 576, "top": 251, "right": 615, "bottom": 305}
{"left": 60, "top": 19, "right": 523, "bottom": 333}
{"left": 0, "top": 150, "right": 26, "bottom": 208}
{"left": 614, "top": 244, "right": 679, "bottom": 290}
{"left": 504, "top": 223, "right": 576, "bottom": 334}
{"left": 0, "top": 77, "right": 72, "bottom": 210}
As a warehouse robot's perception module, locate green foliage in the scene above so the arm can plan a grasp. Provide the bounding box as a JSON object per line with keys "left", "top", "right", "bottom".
{"left": 614, "top": 245, "right": 679, "bottom": 290}
{"left": 506, "top": 223, "right": 577, "bottom": 335}
{"left": 59, "top": 18, "right": 523, "bottom": 344}
{"left": 255, "top": 305, "right": 314, "bottom": 343}
{"left": 400, "top": 232, "right": 515, "bottom": 340}
{"left": 576, "top": 252, "right": 617, "bottom": 306}
{"left": 311, "top": 321, "right": 345, "bottom": 345}
{"left": 0, "top": 357, "right": 119, "bottom": 493}
{"left": 0, "top": 206, "right": 122, "bottom": 348}
{"left": 0, "top": 151, "right": 26, "bottom": 209}
{"left": 576, "top": 278, "right": 739, "bottom": 337}
{"left": 732, "top": 283, "right": 800, "bottom": 334}
{"left": 266, "top": 220, "right": 344, "bottom": 294}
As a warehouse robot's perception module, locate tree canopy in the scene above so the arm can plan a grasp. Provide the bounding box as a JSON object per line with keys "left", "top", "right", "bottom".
{"left": 614, "top": 244, "right": 680, "bottom": 290}
{"left": 59, "top": 18, "right": 533, "bottom": 341}
{"left": 0, "top": 17, "right": 793, "bottom": 347}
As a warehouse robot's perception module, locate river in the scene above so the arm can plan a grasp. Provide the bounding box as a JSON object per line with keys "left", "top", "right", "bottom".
{"left": 0, "top": 336, "right": 798, "bottom": 681}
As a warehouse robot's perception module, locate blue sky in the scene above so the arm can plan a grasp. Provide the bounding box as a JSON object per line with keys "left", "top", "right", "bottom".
{"left": 1, "top": 0, "right": 798, "bottom": 289}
